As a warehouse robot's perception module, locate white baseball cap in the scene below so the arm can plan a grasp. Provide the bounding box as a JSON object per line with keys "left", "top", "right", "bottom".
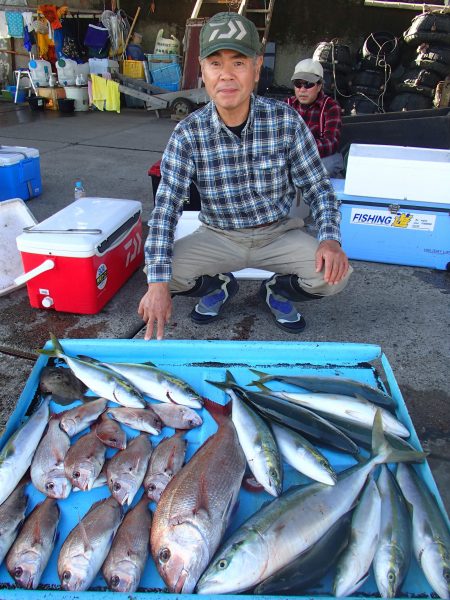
{"left": 291, "top": 58, "right": 324, "bottom": 83}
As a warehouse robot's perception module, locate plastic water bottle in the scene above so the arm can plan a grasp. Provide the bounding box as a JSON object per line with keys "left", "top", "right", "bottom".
{"left": 74, "top": 181, "right": 86, "bottom": 200}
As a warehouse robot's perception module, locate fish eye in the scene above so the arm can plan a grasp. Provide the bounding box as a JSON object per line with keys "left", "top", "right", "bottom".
{"left": 444, "top": 569, "right": 450, "bottom": 582}
{"left": 73, "top": 471, "right": 80, "bottom": 479}
{"left": 14, "top": 567, "right": 23, "bottom": 578}
{"left": 159, "top": 548, "right": 171, "bottom": 563}
{"left": 218, "top": 559, "right": 228, "bottom": 570}
{"left": 111, "top": 575, "right": 120, "bottom": 588}
{"left": 110, "top": 437, "right": 117, "bottom": 443}
{"left": 63, "top": 570, "right": 71, "bottom": 581}
{"left": 388, "top": 571, "right": 396, "bottom": 582}
{"left": 113, "top": 482, "right": 121, "bottom": 491}
{"left": 148, "top": 484, "right": 156, "bottom": 491}
{"left": 45, "top": 481, "right": 55, "bottom": 491}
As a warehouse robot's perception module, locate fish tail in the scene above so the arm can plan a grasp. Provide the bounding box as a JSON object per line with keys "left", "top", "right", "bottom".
{"left": 251, "top": 381, "right": 272, "bottom": 393}
{"left": 37, "top": 333, "right": 63, "bottom": 357}
{"left": 205, "top": 369, "right": 237, "bottom": 392}
{"left": 372, "top": 410, "right": 426, "bottom": 465}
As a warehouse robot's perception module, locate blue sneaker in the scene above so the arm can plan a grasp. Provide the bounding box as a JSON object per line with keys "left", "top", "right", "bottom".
{"left": 259, "top": 276, "right": 306, "bottom": 333}
{"left": 190, "top": 273, "right": 239, "bottom": 324}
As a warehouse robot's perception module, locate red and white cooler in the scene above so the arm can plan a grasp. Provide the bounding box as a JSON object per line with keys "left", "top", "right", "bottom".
{"left": 16, "top": 197, "right": 143, "bottom": 314}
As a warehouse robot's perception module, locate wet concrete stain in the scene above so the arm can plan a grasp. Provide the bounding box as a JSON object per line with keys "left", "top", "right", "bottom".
{"left": 412, "top": 269, "right": 450, "bottom": 294}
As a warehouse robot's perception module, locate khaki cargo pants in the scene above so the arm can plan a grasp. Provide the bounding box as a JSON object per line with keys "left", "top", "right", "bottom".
{"left": 170, "top": 217, "right": 353, "bottom": 296}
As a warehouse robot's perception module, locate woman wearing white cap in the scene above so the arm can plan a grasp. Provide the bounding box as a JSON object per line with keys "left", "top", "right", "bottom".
{"left": 286, "top": 58, "right": 344, "bottom": 178}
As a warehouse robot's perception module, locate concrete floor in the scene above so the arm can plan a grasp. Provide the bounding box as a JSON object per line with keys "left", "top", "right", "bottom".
{"left": 0, "top": 100, "right": 449, "bottom": 518}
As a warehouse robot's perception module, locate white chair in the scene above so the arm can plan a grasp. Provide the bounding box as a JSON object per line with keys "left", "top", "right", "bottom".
{"left": 13, "top": 69, "right": 37, "bottom": 103}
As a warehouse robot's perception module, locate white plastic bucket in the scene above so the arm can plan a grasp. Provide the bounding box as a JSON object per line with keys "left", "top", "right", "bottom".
{"left": 28, "top": 59, "right": 51, "bottom": 87}
{"left": 56, "top": 58, "right": 77, "bottom": 86}
{"left": 154, "top": 29, "right": 180, "bottom": 55}
{"left": 64, "top": 86, "right": 89, "bottom": 111}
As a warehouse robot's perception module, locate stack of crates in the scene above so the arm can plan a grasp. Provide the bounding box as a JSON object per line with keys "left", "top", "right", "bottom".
{"left": 121, "top": 59, "right": 146, "bottom": 108}
{"left": 146, "top": 54, "right": 182, "bottom": 92}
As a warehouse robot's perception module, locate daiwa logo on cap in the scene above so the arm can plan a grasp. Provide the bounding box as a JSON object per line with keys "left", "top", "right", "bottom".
{"left": 199, "top": 12, "right": 261, "bottom": 60}
{"left": 208, "top": 19, "right": 248, "bottom": 42}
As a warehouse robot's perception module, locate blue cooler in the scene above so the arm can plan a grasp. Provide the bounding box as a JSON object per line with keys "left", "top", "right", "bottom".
{"left": 0, "top": 145, "right": 42, "bottom": 202}
{"left": 332, "top": 144, "right": 450, "bottom": 271}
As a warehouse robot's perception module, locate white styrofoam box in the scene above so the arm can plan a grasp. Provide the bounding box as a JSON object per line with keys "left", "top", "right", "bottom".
{"left": 0, "top": 198, "right": 38, "bottom": 296}
{"left": 88, "top": 58, "right": 119, "bottom": 75}
{"left": 344, "top": 144, "right": 450, "bottom": 204}
{"left": 174, "top": 212, "right": 272, "bottom": 280}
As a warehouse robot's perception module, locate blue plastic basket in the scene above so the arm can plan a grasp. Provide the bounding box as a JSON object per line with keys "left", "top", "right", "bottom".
{"left": 146, "top": 53, "right": 181, "bottom": 73}
{"left": 150, "top": 61, "right": 181, "bottom": 86}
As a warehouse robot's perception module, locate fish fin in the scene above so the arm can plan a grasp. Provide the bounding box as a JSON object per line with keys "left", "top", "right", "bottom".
{"left": 143, "top": 361, "right": 156, "bottom": 367}
{"left": 251, "top": 381, "right": 272, "bottom": 393}
{"left": 166, "top": 391, "right": 176, "bottom": 404}
{"left": 31, "top": 515, "right": 43, "bottom": 545}
{"left": 79, "top": 518, "right": 93, "bottom": 553}
{"left": 372, "top": 411, "right": 426, "bottom": 464}
{"left": 166, "top": 445, "right": 179, "bottom": 474}
{"left": 37, "top": 347, "right": 57, "bottom": 357}
{"left": 192, "top": 472, "right": 210, "bottom": 519}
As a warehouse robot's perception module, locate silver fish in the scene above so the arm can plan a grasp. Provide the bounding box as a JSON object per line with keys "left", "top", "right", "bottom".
{"left": 150, "top": 403, "right": 203, "bottom": 430}
{"left": 31, "top": 416, "right": 71, "bottom": 498}
{"left": 151, "top": 414, "right": 246, "bottom": 594}
{"left": 0, "top": 478, "right": 28, "bottom": 566}
{"left": 59, "top": 398, "right": 108, "bottom": 437}
{"left": 107, "top": 406, "right": 162, "bottom": 435}
{"left": 333, "top": 477, "right": 381, "bottom": 596}
{"left": 396, "top": 463, "right": 450, "bottom": 599}
{"left": 196, "top": 413, "right": 424, "bottom": 595}
{"left": 95, "top": 412, "right": 127, "bottom": 450}
{"left": 64, "top": 428, "right": 106, "bottom": 491}
{"left": 102, "top": 496, "right": 152, "bottom": 592}
{"left": 144, "top": 432, "right": 186, "bottom": 502}
{"left": 40, "top": 335, "right": 145, "bottom": 408}
{"left": 6, "top": 497, "right": 60, "bottom": 589}
{"left": 98, "top": 360, "right": 203, "bottom": 408}
{"left": 107, "top": 433, "right": 153, "bottom": 506}
{"left": 254, "top": 383, "right": 409, "bottom": 438}
{"left": 271, "top": 422, "right": 336, "bottom": 486}
{"left": 374, "top": 465, "right": 412, "bottom": 598}
{"left": 254, "top": 511, "right": 352, "bottom": 595}
{"left": 229, "top": 388, "right": 282, "bottom": 497}
{"left": 0, "top": 398, "right": 49, "bottom": 507}
{"left": 57, "top": 496, "right": 123, "bottom": 591}
{"left": 249, "top": 370, "right": 396, "bottom": 409}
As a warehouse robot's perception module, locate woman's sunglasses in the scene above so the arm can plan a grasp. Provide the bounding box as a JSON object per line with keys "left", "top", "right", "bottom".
{"left": 294, "top": 80, "right": 320, "bottom": 89}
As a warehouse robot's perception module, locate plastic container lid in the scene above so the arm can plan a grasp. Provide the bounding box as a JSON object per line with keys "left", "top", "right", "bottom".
{"left": 16, "top": 197, "right": 142, "bottom": 257}
{"left": 0, "top": 146, "right": 40, "bottom": 166}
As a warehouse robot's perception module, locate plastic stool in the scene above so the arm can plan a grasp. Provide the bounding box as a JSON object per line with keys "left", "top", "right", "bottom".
{"left": 14, "top": 69, "right": 37, "bottom": 103}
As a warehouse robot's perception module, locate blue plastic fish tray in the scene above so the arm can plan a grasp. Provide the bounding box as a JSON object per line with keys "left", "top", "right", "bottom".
{"left": 0, "top": 339, "right": 448, "bottom": 600}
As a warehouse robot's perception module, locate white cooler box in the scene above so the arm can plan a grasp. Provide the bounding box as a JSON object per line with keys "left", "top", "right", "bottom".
{"left": 16, "top": 197, "right": 143, "bottom": 314}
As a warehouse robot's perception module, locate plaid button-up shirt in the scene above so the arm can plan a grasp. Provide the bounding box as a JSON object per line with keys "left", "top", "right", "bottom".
{"left": 145, "top": 95, "right": 342, "bottom": 282}
{"left": 286, "top": 91, "right": 342, "bottom": 158}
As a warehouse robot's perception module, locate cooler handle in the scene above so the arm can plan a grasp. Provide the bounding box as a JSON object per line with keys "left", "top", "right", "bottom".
{"left": 14, "top": 258, "right": 55, "bottom": 286}
{"left": 22, "top": 226, "right": 103, "bottom": 234}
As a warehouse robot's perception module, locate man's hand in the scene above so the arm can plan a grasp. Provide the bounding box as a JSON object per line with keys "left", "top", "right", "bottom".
{"left": 315, "top": 240, "right": 349, "bottom": 285}
{"left": 138, "top": 282, "right": 172, "bottom": 341}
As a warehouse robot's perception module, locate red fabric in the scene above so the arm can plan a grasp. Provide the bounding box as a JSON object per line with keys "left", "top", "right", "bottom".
{"left": 38, "top": 4, "right": 62, "bottom": 29}
{"left": 148, "top": 159, "right": 161, "bottom": 177}
{"left": 286, "top": 91, "right": 342, "bottom": 158}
